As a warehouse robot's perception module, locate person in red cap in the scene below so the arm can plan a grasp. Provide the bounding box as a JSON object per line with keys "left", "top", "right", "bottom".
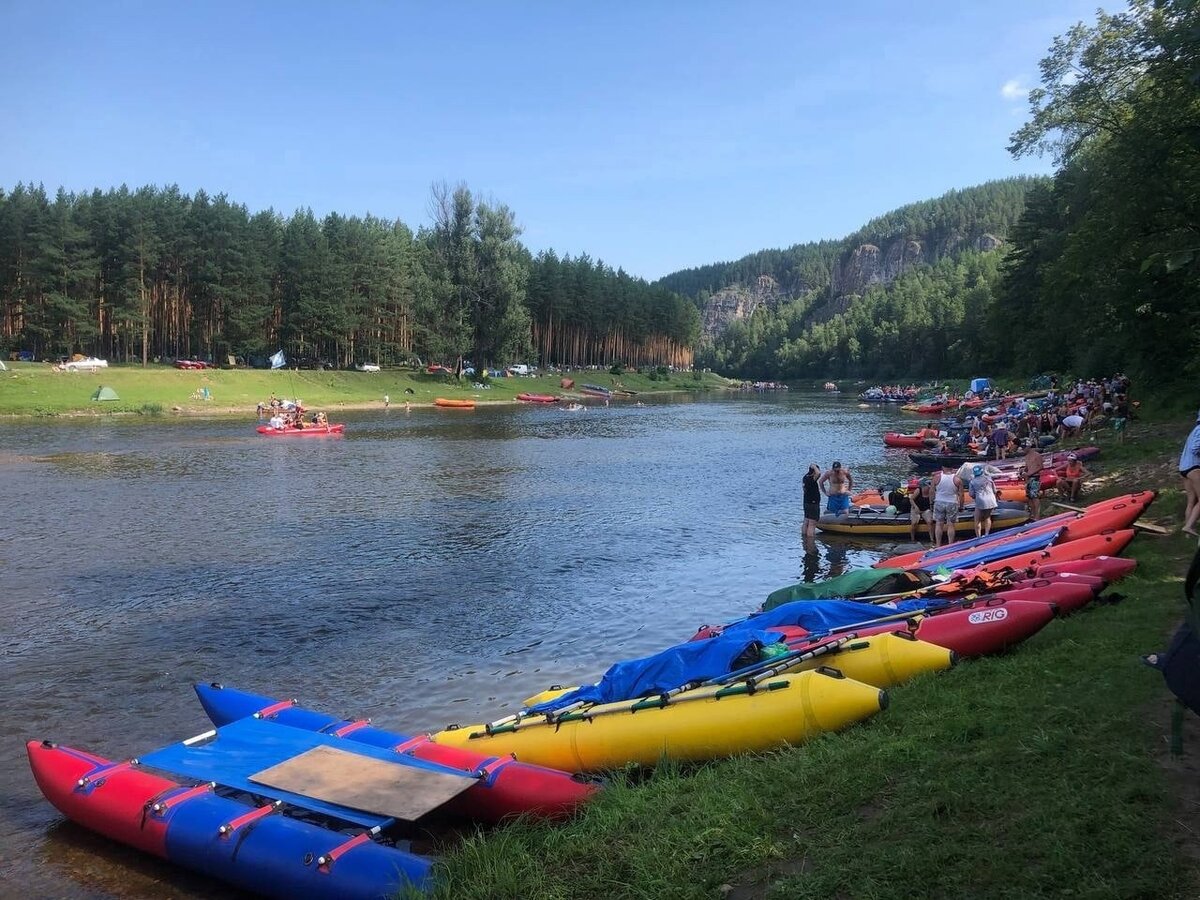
{"left": 908, "top": 477, "right": 933, "bottom": 540}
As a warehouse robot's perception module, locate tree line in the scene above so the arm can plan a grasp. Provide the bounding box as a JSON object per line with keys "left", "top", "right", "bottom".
{"left": 994, "top": 0, "right": 1199, "bottom": 385}
{"left": 676, "top": 0, "right": 1199, "bottom": 387}
{"left": 685, "top": 181, "right": 1038, "bottom": 380}
{"left": 0, "top": 182, "right": 700, "bottom": 369}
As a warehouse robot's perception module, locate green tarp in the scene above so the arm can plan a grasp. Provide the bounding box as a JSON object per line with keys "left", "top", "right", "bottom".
{"left": 764, "top": 567, "right": 923, "bottom": 611}
{"left": 91, "top": 385, "right": 119, "bottom": 401}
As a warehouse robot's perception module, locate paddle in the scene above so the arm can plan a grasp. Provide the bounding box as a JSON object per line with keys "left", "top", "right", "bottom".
{"left": 483, "top": 636, "right": 860, "bottom": 733}
{"left": 1048, "top": 500, "right": 1170, "bottom": 534}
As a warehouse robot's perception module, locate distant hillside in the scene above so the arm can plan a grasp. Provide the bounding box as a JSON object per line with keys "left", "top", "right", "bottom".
{"left": 658, "top": 178, "right": 1041, "bottom": 341}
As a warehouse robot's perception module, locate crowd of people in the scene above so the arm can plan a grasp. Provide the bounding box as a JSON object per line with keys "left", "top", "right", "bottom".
{"left": 801, "top": 373, "right": 1146, "bottom": 547}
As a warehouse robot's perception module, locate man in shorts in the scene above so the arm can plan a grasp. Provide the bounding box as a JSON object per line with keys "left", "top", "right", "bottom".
{"left": 819, "top": 460, "right": 853, "bottom": 516}
{"left": 1021, "top": 444, "right": 1044, "bottom": 520}
{"left": 931, "top": 462, "right": 962, "bottom": 547}
{"left": 907, "top": 477, "right": 933, "bottom": 541}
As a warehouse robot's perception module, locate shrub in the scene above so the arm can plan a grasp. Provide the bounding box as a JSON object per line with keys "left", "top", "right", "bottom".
{"left": 609, "top": 364, "right": 624, "bottom": 376}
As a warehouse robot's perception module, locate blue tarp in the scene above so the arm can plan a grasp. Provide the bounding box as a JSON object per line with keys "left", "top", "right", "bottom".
{"left": 720, "top": 598, "right": 944, "bottom": 641}
{"left": 140, "top": 717, "right": 468, "bottom": 827}
{"left": 527, "top": 629, "right": 784, "bottom": 714}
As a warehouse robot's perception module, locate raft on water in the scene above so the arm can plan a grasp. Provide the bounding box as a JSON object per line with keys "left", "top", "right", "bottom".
{"left": 816, "top": 503, "right": 1028, "bottom": 536}
{"left": 256, "top": 423, "right": 345, "bottom": 436}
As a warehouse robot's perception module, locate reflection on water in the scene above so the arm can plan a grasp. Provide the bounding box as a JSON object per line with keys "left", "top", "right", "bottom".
{"left": 0, "top": 393, "right": 919, "bottom": 898}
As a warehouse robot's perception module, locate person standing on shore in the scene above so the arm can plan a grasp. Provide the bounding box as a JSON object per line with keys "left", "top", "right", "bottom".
{"left": 1180, "top": 409, "right": 1200, "bottom": 537}
{"left": 908, "top": 478, "right": 933, "bottom": 541}
{"left": 1021, "top": 444, "right": 1045, "bottom": 520}
{"left": 384, "top": 394, "right": 390, "bottom": 409}
{"left": 802, "top": 463, "right": 822, "bottom": 538}
{"left": 930, "top": 462, "right": 961, "bottom": 547}
{"left": 969, "top": 464, "right": 999, "bottom": 537}
{"left": 819, "top": 461, "right": 853, "bottom": 516}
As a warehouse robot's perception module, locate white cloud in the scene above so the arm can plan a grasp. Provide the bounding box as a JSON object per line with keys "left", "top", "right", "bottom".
{"left": 1000, "top": 78, "right": 1029, "bottom": 101}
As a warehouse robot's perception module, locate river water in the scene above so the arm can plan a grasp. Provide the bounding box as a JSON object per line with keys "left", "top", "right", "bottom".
{"left": 0, "top": 391, "right": 916, "bottom": 897}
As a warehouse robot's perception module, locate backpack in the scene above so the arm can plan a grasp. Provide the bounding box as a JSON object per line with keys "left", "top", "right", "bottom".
{"left": 1159, "top": 546, "right": 1200, "bottom": 716}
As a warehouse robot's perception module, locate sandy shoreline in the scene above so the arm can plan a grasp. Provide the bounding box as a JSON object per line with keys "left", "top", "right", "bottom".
{"left": 0, "top": 390, "right": 707, "bottom": 420}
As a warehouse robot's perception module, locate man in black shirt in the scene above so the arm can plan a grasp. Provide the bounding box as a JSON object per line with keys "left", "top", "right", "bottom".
{"left": 802, "top": 463, "right": 822, "bottom": 538}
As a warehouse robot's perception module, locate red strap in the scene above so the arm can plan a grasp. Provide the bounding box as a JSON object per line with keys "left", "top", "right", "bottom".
{"left": 78, "top": 759, "right": 134, "bottom": 787}
{"left": 475, "top": 755, "right": 512, "bottom": 778}
{"left": 318, "top": 833, "right": 370, "bottom": 872}
{"left": 219, "top": 802, "right": 276, "bottom": 837}
{"left": 392, "top": 735, "right": 430, "bottom": 753}
{"left": 255, "top": 700, "right": 295, "bottom": 718}
{"left": 332, "top": 719, "right": 370, "bottom": 738}
{"left": 151, "top": 783, "right": 211, "bottom": 814}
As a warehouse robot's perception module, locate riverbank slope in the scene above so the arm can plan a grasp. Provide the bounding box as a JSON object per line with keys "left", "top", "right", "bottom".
{"left": 423, "top": 413, "right": 1200, "bottom": 900}
{"left": 0, "top": 364, "right": 735, "bottom": 417}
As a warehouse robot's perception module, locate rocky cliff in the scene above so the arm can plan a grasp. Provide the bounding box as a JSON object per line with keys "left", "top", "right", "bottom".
{"left": 701, "top": 231, "right": 1004, "bottom": 335}
{"left": 700, "top": 274, "right": 788, "bottom": 338}
{"left": 829, "top": 232, "right": 1002, "bottom": 297}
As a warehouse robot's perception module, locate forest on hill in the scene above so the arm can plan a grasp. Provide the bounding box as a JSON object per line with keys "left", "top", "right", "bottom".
{"left": 657, "top": 179, "right": 1035, "bottom": 304}
{"left": 666, "top": 0, "right": 1198, "bottom": 387}
{"left": 0, "top": 183, "right": 700, "bottom": 370}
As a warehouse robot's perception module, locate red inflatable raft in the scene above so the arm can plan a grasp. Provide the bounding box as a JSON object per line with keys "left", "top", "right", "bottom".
{"left": 256, "top": 424, "right": 345, "bottom": 436}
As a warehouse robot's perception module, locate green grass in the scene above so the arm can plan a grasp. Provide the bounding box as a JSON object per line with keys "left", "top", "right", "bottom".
{"left": 0, "top": 363, "right": 733, "bottom": 416}
{"left": 419, "top": 418, "right": 1199, "bottom": 900}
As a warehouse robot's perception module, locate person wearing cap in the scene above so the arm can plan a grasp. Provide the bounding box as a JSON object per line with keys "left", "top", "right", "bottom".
{"left": 956, "top": 459, "right": 1000, "bottom": 507}
{"left": 818, "top": 460, "right": 854, "bottom": 516}
{"left": 968, "top": 463, "right": 999, "bottom": 537}
{"left": 802, "top": 463, "right": 822, "bottom": 538}
{"left": 1180, "top": 409, "right": 1200, "bottom": 536}
{"left": 1060, "top": 453, "right": 1088, "bottom": 502}
{"left": 930, "top": 462, "right": 962, "bottom": 547}
{"left": 908, "top": 477, "right": 933, "bottom": 541}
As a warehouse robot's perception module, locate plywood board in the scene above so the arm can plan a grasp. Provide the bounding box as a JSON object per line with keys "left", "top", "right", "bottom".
{"left": 249, "top": 745, "right": 475, "bottom": 821}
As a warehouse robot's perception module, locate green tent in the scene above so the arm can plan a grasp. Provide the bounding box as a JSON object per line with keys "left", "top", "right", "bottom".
{"left": 91, "top": 385, "right": 119, "bottom": 402}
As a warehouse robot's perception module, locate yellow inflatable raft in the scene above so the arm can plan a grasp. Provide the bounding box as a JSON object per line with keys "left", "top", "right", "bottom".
{"left": 431, "top": 668, "right": 885, "bottom": 773}
{"left": 524, "top": 632, "right": 953, "bottom": 701}
{"left": 816, "top": 505, "right": 1028, "bottom": 537}
{"left": 787, "top": 632, "right": 953, "bottom": 687}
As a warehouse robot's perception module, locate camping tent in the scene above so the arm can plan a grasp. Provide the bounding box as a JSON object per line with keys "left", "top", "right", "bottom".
{"left": 970, "top": 377, "right": 992, "bottom": 394}
{"left": 91, "top": 386, "right": 119, "bottom": 402}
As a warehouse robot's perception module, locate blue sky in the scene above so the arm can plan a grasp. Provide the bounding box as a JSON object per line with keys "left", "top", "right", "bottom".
{"left": 0, "top": 1, "right": 1102, "bottom": 280}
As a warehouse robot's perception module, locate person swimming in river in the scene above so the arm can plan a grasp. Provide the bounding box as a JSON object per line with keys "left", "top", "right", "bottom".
{"left": 818, "top": 460, "right": 853, "bottom": 516}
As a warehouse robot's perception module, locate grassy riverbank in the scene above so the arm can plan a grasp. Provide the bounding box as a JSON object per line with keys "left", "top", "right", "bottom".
{"left": 423, "top": 414, "right": 1200, "bottom": 900}
{"left": 0, "top": 363, "right": 734, "bottom": 417}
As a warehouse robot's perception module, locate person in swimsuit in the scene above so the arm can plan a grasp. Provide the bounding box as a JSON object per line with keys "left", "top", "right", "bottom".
{"left": 819, "top": 460, "right": 853, "bottom": 516}
{"left": 802, "top": 463, "right": 822, "bottom": 538}
{"left": 1181, "top": 409, "right": 1200, "bottom": 537}
{"left": 1021, "top": 445, "right": 1044, "bottom": 520}
{"left": 1061, "top": 453, "right": 1088, "bottom": 502}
